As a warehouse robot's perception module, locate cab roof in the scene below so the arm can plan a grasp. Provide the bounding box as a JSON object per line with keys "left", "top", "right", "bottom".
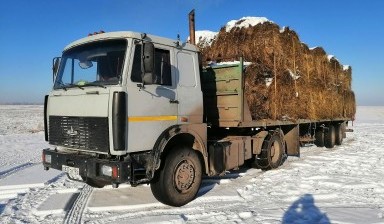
{"left": 64, "top": 31, "right": 199, "bottom": 52}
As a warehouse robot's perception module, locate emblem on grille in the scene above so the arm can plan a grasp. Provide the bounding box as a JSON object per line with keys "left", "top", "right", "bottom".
{"left": 66, "top": 126, "right": 78, "bottom": 136}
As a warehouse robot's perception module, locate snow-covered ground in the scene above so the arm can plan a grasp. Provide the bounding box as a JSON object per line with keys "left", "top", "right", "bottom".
{"left": 0, "top": 105, "right": 383, "bottom": 224}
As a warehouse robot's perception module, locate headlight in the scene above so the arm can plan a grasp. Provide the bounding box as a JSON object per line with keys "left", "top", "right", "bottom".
{"left": 100, "top": 165, "right": 113, "bottom": 176}
{"left": 100, "top": 165, "right": 119, "bottom": 178}
{"left": 44, "top": 154, "right": 52, "bottom": 164}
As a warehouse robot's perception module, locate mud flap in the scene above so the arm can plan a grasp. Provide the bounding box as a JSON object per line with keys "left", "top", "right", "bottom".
{"left": 284, "top": 125, "right": 300, "bottom": 156}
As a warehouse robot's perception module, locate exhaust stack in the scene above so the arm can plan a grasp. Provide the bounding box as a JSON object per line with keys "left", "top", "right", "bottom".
{"left": 189, "top": 9, "right": 196, "bottom": 45}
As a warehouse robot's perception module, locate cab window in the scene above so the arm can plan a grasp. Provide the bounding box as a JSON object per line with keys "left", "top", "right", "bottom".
{"left": 130, "top": 44, "right": 172, "bottom": 86}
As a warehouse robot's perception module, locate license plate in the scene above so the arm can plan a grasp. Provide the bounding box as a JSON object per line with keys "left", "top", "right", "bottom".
{"left": 62, "top": 165, "right": 82, "bottom": 180}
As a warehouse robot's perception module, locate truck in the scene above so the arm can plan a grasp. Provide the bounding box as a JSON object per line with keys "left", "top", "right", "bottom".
{"left": 42, "top": 15, "right": 353, "bottom": 207}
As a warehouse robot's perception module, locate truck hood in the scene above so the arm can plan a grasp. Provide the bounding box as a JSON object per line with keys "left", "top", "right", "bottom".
{"left": 47, "top": 88, "right": 109, "bottom": 117}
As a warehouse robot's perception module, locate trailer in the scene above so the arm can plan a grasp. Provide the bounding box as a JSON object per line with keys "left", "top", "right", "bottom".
{"left": 202, "top": 58, "right": 350, "bottom": 168}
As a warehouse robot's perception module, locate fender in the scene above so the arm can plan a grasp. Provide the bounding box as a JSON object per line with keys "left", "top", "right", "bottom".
{"left": 147, "top": 123, "right": 208, "bottom": 178}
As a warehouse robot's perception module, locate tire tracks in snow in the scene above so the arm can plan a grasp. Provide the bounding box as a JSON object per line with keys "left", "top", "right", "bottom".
{"left": 63, "top": 184, "right": 93, "bottom": 224}
{"left": 0, "top": 162, "right": 36, "bottom": 180}
{"left": 85, "top": 173, "right": 253, "bottom": 223}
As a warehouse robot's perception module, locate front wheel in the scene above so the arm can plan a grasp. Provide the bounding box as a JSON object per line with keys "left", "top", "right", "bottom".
{"left": 150, "top": 146, "right": 202, "bottom": 207}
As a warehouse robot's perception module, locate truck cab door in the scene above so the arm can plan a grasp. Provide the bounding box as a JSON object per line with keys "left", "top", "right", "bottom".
{"left": 126, "top": 42, "right": 178, "bottom": 153}
{"left": 176, "top": 50, "right": 203, "bottom": 123}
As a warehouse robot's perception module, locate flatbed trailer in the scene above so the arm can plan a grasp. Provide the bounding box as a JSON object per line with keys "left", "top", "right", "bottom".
{"left": 201, "top": 58, "right": 351, "bottom": 176}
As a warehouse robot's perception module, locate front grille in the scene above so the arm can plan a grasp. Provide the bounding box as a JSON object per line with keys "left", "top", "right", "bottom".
{"left": 49, "top": 116, "right": 109, "bottom": 153}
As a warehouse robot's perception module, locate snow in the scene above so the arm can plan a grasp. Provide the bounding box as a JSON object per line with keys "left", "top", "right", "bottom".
{"left": 288, "top": 69, "right": 301, "bottom": 80}
{"left": 194, "top": 17, "right": 272, "bottom": 46}
{"left": 225, "top": 16, "right": 272, "bottom": 32}
{"left": 210, "top": 60, "right": 252, "bottom": 67}
{"left": 0, "top": 105, "right": 44, "bottom": 136}
{"left": 1, "top": 105, "right": 384, "bottom": 223}
{"left": 193, "top": 30, "right": 218, "bottom": 47}
{"left": 265, "top": 77, "right": 274, "bottom": 87}
{"left": 343, "top": 65, "right": 351, "bottom": 71}
{"left": 327, "top": 54, "right": 341, "bottom": 64}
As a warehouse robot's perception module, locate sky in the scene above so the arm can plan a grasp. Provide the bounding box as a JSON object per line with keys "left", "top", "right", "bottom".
{"left": 0, "top": 0, "right": 383, "bottom": 105}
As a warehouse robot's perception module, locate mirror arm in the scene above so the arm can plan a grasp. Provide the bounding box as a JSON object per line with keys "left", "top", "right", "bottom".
{"left": 137, "top": 83, "right": 144, "bottom": 90}
{"left": 52, "top": 57, "right": 61, "bottom": 83}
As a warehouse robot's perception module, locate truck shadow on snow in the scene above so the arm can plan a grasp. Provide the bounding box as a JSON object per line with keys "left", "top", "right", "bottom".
{"left": 282, "top": 194, "right": 330, "bottom": 224}
{"left": 196, "top": 170, "right": 330, "bottom": 224}
{"left": 0, "top": 203, "right": 4, "bottom": 214}
{"left": 196, "top": 168, "right": 246, "bottom": 197}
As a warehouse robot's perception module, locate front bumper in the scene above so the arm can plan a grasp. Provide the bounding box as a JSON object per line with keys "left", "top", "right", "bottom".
{"left": 42, "top": 148, "right": 131, "bottom": 184}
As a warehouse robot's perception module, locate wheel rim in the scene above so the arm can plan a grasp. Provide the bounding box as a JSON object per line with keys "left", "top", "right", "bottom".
{"left": 174, "top": 159, "right": 196, "bottom": 193}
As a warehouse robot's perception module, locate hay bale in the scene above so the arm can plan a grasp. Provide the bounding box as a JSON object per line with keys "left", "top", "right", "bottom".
{"left": 201, "top": 19, "right": 355, "bottom": 121}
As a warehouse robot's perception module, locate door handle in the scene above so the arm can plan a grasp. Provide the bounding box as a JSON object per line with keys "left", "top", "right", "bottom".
{"left": 170, "top": 99, "right": 179, "bottom": 104}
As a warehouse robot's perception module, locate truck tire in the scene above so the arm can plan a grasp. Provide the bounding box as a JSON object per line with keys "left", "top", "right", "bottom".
{"left": 254, "top": 131, "right": 284, "bottom": 170}
{"left": 314, "top": 129, "right": 325, "bottom": 147}
{"left": 334, "top": 123, "right": 343, "bottom": 146}
{"left": 150, "top": 146, "right": 202, "bottom": 207}
{"left": 324, "top": 125, "right": 336, "bottom": 149}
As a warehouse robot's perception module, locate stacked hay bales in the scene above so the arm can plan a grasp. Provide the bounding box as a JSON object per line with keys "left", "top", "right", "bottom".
{"left": 200, "top": 18, "right": 356, "bottom": 121}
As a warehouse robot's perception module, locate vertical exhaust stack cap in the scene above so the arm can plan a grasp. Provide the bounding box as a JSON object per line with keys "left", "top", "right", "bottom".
{"left": 189, "top": 9, "right": 196, "bottom": 45}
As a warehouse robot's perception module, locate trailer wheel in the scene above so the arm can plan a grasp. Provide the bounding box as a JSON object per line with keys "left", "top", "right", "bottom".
{"left": 314, "top": 129, "right": 325, "bottom": 147}
{"left": 150, "top": 146, "right": 202, "bottom": 207}
{"left": 324, "top": 125, "right": 336, "bottom": 148}
{"left": 255, "top": 131, "right": 284, "bottom": 170}
{"left": 334, "top": 123, "right": 343, "bottom": 145}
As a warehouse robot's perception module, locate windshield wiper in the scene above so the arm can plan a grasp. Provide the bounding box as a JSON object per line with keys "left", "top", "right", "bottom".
{"left": 81, "top": 82, "right": 107, "bottom": 89}
{"left": 55, "top": 82, "right": 107, "bottom": 91}
{"left": 55, "top": 82, "right": 68, "bottom": 91}
{"left": 66, "top": 84, "right": 84, "bottom": 90}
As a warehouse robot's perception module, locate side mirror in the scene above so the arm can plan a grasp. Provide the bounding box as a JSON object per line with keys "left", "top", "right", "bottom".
{"left": 52, "top": 57, "right": 61, "bottom": 83}
{"left": 142, "top": 42, "right": 155, "bottom": 84}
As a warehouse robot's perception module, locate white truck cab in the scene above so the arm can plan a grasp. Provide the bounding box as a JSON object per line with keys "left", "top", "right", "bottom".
{"left": 43, "top": 31, "right": 208, "bottom": 206}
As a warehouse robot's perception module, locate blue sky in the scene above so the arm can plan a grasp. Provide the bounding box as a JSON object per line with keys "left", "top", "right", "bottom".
{"left": 0, "top": 0, "right": 383, "bottom": 105}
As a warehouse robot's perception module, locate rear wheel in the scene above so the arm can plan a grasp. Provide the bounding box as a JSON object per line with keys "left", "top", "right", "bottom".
{"left": 314, "top": 129, "right": 325, "bottom": 147}
{"left": 254, "top": 131, "right": 285, "bottom": 170}
{"left": 150, "top": 146, "right": 202, "bottom": 207}
{"left": 334, "top": 123, "right": 343, "bottom": 145}
{"left": 324, "top": 125, "right": 336, "bottom": 149}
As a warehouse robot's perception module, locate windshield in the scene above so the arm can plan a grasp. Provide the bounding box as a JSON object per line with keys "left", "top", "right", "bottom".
{"left": 54, "top": 39, "right": 127, "bottom": 89}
